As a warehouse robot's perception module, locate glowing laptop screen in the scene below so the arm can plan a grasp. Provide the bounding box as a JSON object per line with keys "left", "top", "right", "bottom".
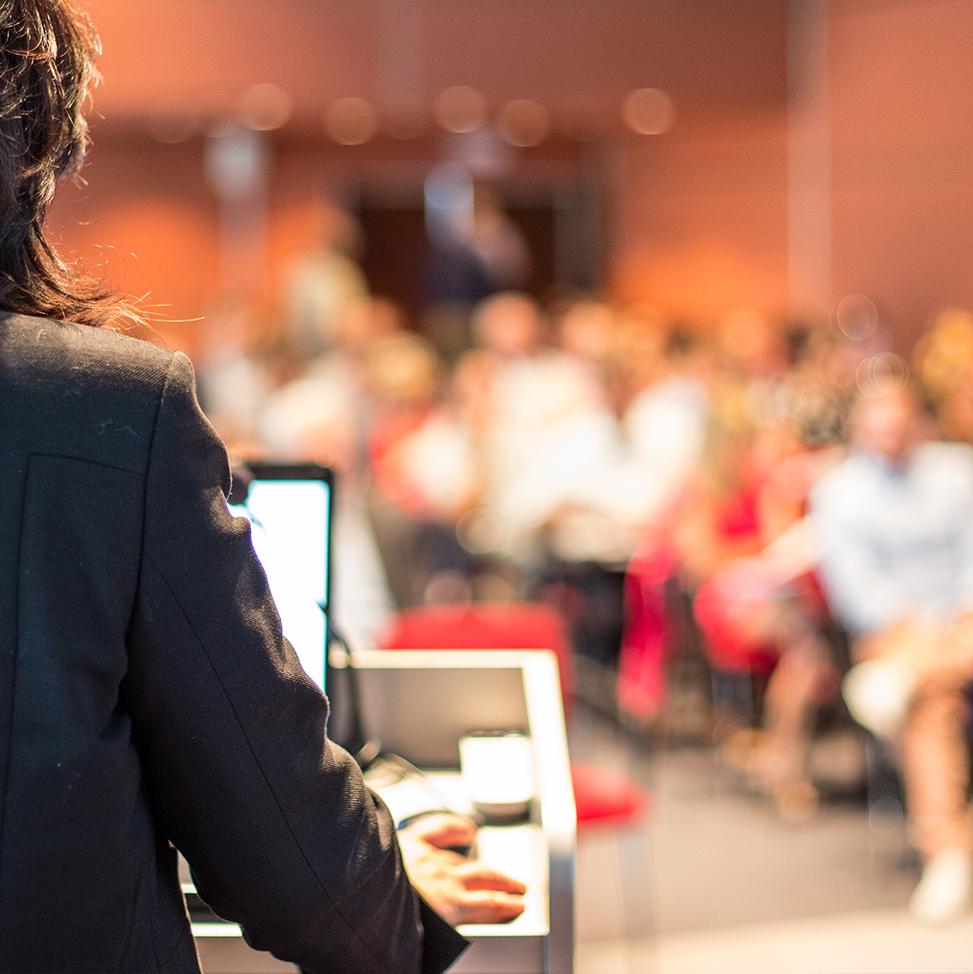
{"left": 227, "top": 467, "right": 332, "bottom": 692}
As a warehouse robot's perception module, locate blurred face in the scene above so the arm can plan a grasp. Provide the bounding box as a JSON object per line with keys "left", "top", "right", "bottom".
{"left": 558, "top": 302, "right": 614, "bottom": 361}
{"left": 473, "top": 294, "right": 540, "bottom": 357}
{"left": 851, "top": 387, "right": 921, "bottom": 464}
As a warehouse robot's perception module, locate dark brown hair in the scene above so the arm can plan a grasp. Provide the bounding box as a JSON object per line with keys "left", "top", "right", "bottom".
{"left": 0, "top": 0, "right": 113, "bottom": 326}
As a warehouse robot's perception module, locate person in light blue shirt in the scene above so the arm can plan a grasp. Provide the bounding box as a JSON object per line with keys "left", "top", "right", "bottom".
{"left": 812, "top": 414, "right": 973, "bottom": 635}
{"left": 811, "top": 382, "right": 973, "bottom": 923}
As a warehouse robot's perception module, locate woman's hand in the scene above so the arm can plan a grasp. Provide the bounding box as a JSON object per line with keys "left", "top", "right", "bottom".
{"left": 397, "top": 813, "right": 526, "bottom": 927}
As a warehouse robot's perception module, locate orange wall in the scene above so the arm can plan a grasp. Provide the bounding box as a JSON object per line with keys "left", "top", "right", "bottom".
{"left": 830, "top": 0, "right": 973, "bottom": 350}
{"left": 80, "top": 0, "right": 785, "bottom": 119}
{"left": 50, "top": 137, "right": 220, "bottom": 352}
{"left": 45, "top": 0, "right": 791, "bottom": 354}
{"left": 612, "top": 114, "right": 789, "bottom": 322}
{"left": 46, "top": 1, "right": 973, "bottom": 359}
{"left": 50, "top": 133, "right": 371, "bottom": 354}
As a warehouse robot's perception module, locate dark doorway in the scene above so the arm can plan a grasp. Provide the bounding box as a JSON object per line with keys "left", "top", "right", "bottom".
{"left": 357, "top": 182, "right": 601, "bottom": 327}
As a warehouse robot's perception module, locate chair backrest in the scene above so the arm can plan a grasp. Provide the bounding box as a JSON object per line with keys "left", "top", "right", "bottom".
{"left": 379, "top": 601, "right": 575, "bottom": 706}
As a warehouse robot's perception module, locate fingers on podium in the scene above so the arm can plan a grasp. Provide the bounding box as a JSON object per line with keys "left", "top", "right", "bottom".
{"left": 456, "top": 862, "right": 527, "bottom": 895}
{"left": 454, "top": 889, "right": 526, "bottom": 925}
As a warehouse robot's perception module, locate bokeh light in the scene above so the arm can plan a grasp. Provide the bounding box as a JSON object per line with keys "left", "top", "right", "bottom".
{"left": 325, "top": 97, "right": 379, "bottom": 145}
{"left": 855, "top": 352, "right": 909, "bottom": 397}
{"left": 148, "top": 98, "right": 199, "bottom": 144}
{"left": 496, "top": 99, "right": 551, "bottom": 147}
{"left": 836, "top": 293, "right": 880, "bottom": 341}
{"left": 240, "top": 83, "right": 292, "bottom": 132}
{"left": 622, "top": 87, "right": 676, "bottom": 135}
{"left": 434, "top": 86, "right": 488, "bottom": 134}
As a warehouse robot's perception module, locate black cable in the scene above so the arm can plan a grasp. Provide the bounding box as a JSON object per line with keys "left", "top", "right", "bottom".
{"left": 322, "top": 613, "right": 382, "bottom": 769}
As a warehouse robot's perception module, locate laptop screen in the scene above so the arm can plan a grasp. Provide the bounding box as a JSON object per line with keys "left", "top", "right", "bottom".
{"left": 227, "top": 463, "right": 333, "bottom": 693}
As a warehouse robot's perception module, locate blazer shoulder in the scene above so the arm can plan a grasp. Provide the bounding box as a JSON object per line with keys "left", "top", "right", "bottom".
{"left": 0, "top": 313, "right": 189, "bottom": 471}
{"left": 0, "top": 312, "right": 176, "bottom": 389}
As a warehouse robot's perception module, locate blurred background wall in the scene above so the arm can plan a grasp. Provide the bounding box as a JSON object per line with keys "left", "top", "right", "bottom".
{"left": 44, "top": 0, "right": 973, "bottom": 356}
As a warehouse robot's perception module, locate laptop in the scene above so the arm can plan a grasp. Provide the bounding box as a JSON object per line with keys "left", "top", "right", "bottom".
{"left": 226, "top": 462, "right": 333, "bottom": 693}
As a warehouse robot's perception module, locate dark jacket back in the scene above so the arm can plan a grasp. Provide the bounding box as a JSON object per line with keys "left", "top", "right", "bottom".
{"left": 0, "top": 313, "right": 456, "bottom": 973}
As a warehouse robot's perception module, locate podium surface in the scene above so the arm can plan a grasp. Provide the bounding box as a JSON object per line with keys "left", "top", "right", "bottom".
{"left": 191, "top": 649, "right": 575, "bottom": 974}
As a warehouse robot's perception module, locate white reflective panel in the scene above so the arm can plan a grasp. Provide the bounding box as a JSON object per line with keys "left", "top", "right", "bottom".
{"left": 229, "top": 479, "right": 329, "bottom": 691}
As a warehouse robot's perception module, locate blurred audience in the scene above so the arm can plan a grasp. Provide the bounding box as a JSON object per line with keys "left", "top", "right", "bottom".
{"left": 618, "top": 319, "right": 848, "bottom": 754}
{"left": 687, "top": 325, "right": 851, "bottom": 819}
{"left": 196, "top": 229, "right": 973, "bottom": 903}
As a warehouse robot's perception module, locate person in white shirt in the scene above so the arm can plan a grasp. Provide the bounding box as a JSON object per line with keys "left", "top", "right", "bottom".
{"left": 810, "top": 382, "right": 973, "bottom": 922}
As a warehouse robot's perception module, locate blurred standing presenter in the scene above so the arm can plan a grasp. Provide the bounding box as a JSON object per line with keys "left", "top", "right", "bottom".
{"left": 0, "top": 2, "right": 524, "bottom": 973}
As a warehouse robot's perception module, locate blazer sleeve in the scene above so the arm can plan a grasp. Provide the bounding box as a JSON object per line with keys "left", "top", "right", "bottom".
{"left": 122, "top": 351, "right": 466, "bottom": 974}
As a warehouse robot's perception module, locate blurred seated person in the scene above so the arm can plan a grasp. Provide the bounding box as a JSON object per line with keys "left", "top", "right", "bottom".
{"left": 915, "top": 308, "right": 973, "bottom": 443}
{"left": 810, "top": 381, "right": 973, "bottom": 922}
{"left": 692, "top": 520, "right": 838, "bottom": 820}
{"left": 618, "top": 379, "right": 767, "bottom": 723}
{"left": 618, "top": 362, "right": 847, "bottom": 812}
{"left": 617, "top": 315, "right": 788, "bottom": 723}
{"left": 463, "top": 293, "right": 604, "bottom": 561}
{"left": 692, "top": 347, "right": 849, "bottom": 819}
{"left": 532, "top": 306, "right": 709, "bottom": 569}
{"left": 366, "top": 333, "right": 483, "bottom": 607}
{"left": 281, "top": 203, "right": 370, "bottom": 361}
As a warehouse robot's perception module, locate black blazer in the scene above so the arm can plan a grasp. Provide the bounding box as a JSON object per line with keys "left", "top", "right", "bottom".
{"left": 0, "top": 313, "right": 465, "bottom": 974}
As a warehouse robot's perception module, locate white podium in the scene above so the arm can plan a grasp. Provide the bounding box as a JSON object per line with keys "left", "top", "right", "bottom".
{"left": 191, "top": 649, "right": 575, "bottom": 974}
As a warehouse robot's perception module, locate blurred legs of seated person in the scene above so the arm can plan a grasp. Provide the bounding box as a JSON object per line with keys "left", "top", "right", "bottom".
{"left": 696, "top": 564, "right": 838, "bottom": 822}
{"left": 844, "top": 618, "right": 973, "bottom": 923}
{"left": 752, "top": 614, "right": 835, "bottom": 820}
